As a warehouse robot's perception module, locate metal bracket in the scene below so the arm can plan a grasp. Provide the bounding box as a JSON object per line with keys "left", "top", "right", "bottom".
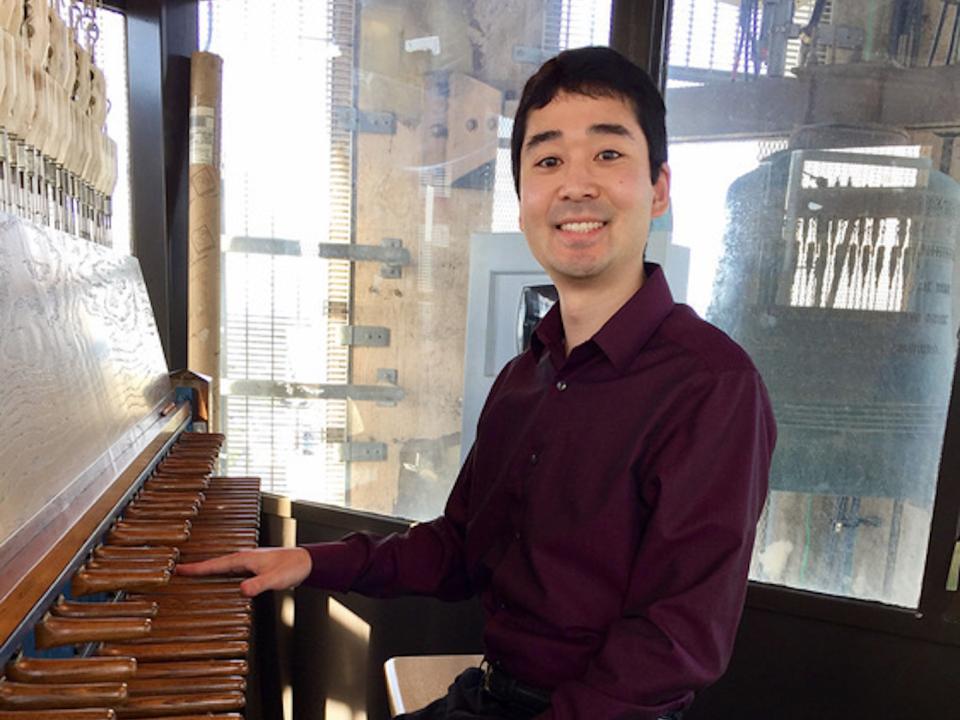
{"left": 316, "top": 238, "right": 411, "bottom": 278}
{"left": 340, "top": 325, "right": 390, "bottom": 347}
{"left": 513, "top": 46, "right": 553, "bottom": 65}
{"left": 376, "top": 368, "right": 399, "bottom": 407}
{"left": 332, "top": 106, "right": 397, "bottom": 134}
{"left": 788, "top": 23, "right": 865, "bottom": 50}
{"left": 339, "top": 442, "right": 387, "bottom": 462}
{"left": 377, "top": 368, "right": 398, "bottom": 384}
{"left": 223, "top": 379, "right": 404, "bottom": 403}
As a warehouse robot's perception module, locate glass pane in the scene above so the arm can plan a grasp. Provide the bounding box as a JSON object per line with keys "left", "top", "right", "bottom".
{"left": 664, "top": 0, "right": 960, "bottom": 607}
{"left": 203, "top": 0, "right": 611, "bottom": 513}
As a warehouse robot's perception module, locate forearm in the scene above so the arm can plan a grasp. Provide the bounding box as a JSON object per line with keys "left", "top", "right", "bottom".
{"left": 301, "top": 516, "right": 473, "bottom": 600}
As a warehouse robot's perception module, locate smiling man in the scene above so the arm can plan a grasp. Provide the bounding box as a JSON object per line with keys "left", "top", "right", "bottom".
{"left": 179, "top": 47, "right": 776, "bottom": 720}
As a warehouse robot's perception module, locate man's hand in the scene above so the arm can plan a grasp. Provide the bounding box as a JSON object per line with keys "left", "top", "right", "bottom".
{"left": 176, "top": 547, "right": 313, "bottom": 598}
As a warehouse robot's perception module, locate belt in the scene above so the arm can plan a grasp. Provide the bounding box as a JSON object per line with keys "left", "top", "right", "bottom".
{"left": 479, "top": 660, "right": 685, "bottom": 720}
{"left": 481, "top": 660, "right": 551, "bottom": 715}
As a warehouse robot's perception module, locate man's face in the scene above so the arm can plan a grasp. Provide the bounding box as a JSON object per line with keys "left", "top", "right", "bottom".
{"left": 518, "top": 92, "right": 670, "bottom": 289}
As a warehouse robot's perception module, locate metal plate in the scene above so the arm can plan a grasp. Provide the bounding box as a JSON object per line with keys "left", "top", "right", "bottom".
{"left": 0, "top": 213, "right": 171, "bottom": 553}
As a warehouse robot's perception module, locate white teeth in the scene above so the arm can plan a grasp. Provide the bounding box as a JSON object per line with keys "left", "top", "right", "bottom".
{"left": 559, "top": 221, "right": 604, "bottom": 233}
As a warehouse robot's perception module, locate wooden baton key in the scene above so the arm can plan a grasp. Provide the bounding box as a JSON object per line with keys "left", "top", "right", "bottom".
{"left": 124, "top": 676, "right": 245, "bottom": 697}
{"left": 52, "top": 599, "right": 158, "bottom": 618}
{"left": 130, "top": 660, "right": 248, "bottom": 679}
{"left": 72, "top": 568, "right": 171, "bottom": 597}
{"left": 0, "top": 710, "right": 116, "bottom": 720}
{"left": 0, "top": 681, "right": 127, "bottom": 710}
{"left": 4, "top": 657, "right": 136, "bottom": 683}
{"left": 34, "top": 616, "right": 152, "bottom": 649}
{"left": 114, "top": 691, "right": 244, "bottom": 718}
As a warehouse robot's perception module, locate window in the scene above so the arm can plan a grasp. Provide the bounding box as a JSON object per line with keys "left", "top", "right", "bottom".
{"left": 202, "top": 0, "right": 611, "bottom": 516}
{"left": 664, "top": 0, "right": 959, "bottom": 608}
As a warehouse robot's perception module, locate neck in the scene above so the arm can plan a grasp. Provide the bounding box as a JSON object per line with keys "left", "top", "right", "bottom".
{"left": 557, "top": 266, "right": 646, "bottom": 356}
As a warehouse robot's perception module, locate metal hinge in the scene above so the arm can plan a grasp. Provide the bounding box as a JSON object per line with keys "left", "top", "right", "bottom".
{"left": 316, "top": 238, "right": 411, "bottom": 278}
{"left": 332, "top": 106, "right": 397, "bottom": 134}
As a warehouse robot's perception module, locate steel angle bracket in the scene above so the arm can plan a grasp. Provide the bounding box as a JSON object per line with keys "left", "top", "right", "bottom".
{"left": 332, "top": 106, "right": 397, "bottom": 134}
{"left": 317, "top": 238, "right": 411, "bottom": 278}
{"left": 340, "top": 325, "right": 390, "bottom": 347}
{"left": 224, "top": 379, "right": 404, "bottom": 404}
{"left": 339, "top": 442, "right": 387, "bottom": 462}
{"left": 513, "top": 46, "right": 553, "bottom": 65}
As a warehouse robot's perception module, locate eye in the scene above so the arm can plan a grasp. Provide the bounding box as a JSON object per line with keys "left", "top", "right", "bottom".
{"left": 534, "top": 156, "right": 561, "bottom": 169}
{"left": 597, "top": 149, "right": 623, "bottom": 161}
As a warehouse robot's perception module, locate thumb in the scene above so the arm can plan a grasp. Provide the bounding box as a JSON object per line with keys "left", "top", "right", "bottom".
{"left": 240, "top": 575, "right": 269, "bottom": 598}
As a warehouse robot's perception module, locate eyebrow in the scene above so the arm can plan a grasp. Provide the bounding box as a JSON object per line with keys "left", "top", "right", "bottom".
{"left": 523, "top": 123, "right": 635, "bottom": 153}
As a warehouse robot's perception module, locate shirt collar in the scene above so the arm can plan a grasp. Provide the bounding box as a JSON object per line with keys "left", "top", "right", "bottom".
{"left": 531, "top": 263, "right": 675, "bottom": 372}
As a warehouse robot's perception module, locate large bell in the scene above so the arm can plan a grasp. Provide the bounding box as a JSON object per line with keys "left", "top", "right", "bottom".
{"left": 708, "top": 125, "right": 960, "bottom": 506}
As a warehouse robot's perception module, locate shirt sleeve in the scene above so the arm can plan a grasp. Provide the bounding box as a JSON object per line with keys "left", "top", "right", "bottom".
{"left": 539, "top": 369, "right": 776, "bottom": 719}
{"left": 299, "top": 444, "right": 478, "bottom": 601}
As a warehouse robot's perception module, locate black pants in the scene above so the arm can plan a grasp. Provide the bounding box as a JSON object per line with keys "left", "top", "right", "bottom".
{"left": 397, "top": 667, "right": 542, "bottom": 720}
{"left": 396, "top": 667, "right": 685, "bottom": 720}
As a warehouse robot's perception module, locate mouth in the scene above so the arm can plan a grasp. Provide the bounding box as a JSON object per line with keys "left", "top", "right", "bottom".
{"left": 555, "top": 220, "right": 608, "bottom": 234}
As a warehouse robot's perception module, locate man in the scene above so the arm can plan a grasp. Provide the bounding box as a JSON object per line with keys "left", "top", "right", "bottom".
{"left": 179, "top": 46, "right": 776, "bottom": 719}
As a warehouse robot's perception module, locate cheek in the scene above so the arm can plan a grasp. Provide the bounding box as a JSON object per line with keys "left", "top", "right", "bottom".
{"left": 519, "top": 189, "right": 548, "bottom": 226}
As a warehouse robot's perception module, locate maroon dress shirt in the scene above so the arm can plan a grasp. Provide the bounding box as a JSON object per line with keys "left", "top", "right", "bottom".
{"left": 304, "top": 264, "right": 776, "bottom": 719}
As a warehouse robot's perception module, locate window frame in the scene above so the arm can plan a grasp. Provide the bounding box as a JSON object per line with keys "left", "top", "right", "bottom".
{"left": 649, "top": 0, "right": 960, "bottom": 646}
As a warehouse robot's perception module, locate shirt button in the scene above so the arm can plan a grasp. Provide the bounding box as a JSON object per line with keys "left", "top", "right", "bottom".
{"left": 529, "top": 453, "right": 539, "bottom": 465}
{"left": 556, "top": 380, "right": 567, "bottom": 391}
{"left": 514, "top": 531, "right": 521, "bottom": 541}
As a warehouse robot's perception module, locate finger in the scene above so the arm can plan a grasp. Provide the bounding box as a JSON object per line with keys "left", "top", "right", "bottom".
{"left": 239, "top": 575, "right": 268, "bottom": 598}
{"left": 175, "top": 552, "right": 253, "bottom": 576}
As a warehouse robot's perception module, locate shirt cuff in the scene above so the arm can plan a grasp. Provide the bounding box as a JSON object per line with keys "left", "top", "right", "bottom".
{"left": 300, "top": 539, "right": 367, "bottom": 592}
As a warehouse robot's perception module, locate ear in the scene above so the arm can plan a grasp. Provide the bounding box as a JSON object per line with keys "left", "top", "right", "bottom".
{"left": 650, "top": 163, "right": 671, "bottom": 218}
{"left": 518, "top": 210, "right": 524, "bottom": 232}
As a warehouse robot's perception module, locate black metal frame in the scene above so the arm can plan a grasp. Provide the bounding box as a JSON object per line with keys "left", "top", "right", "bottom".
{"left": 117, "top": 0, "right": 197, "bottom": 370}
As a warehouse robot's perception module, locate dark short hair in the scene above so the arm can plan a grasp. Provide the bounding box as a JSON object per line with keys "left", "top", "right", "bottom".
{"left": 510, "top": 46, "right": 667, "bottom": 195}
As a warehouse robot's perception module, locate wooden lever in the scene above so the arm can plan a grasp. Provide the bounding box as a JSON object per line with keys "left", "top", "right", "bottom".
{"left": 124, "top": 676, "right": 245, "bottom": 697}
{"left": 131, "top": 660, "right": 248, "bottom": 679}
{"left": 105, "top": 528, "right": 189, "bottom": 547}
{"left": 148, "top": 613, "right": 250, "bottom": 631}
{"left": 4, "top": 657, "right": 136, "bottom": 683}
{"left": 133, "top": 626, "right": 250, "bottom": 643}
{"left": 52, "top": 599, "right": 158, "bottom": 618}
{"left": 0, "top": 711, "right": 116, "bottom": 720}
{"left": 71, "top": 568, "right": 171, "bottom": 597}
{"left": 127, "top": 596, "right": 251, "bottom": 613}
{"left": 127, "top": 582, "right": 243, "bottom": 596}
{"left": 113, "top": 521, "right": 192, "bottom": 532}
{"left": 93, "top": 546, "right": 179, "bottom": 561}
{"left": 34, "top": 616, "right": 152, "bottom": 649}
{"left": 122, "top": 507, "right": 198, "bottom": 520}
{"left": 86, "top": 558, "right": 176, "bottom": 572}
{"left": 144, "top": 479, "right": 209, "bottom": 492}
{"left": 99, "top": 640, "right": 248, "bottom": 661}
{"left": 0, "top": 681, "right": 127, "bottom": 710}
{"left": 114, "top": 692, "right": 244, "bottom": 718}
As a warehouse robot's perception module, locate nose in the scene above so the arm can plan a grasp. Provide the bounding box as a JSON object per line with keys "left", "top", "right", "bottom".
{"left": 558, "top": 159, "right": 599, "bottom": 201}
